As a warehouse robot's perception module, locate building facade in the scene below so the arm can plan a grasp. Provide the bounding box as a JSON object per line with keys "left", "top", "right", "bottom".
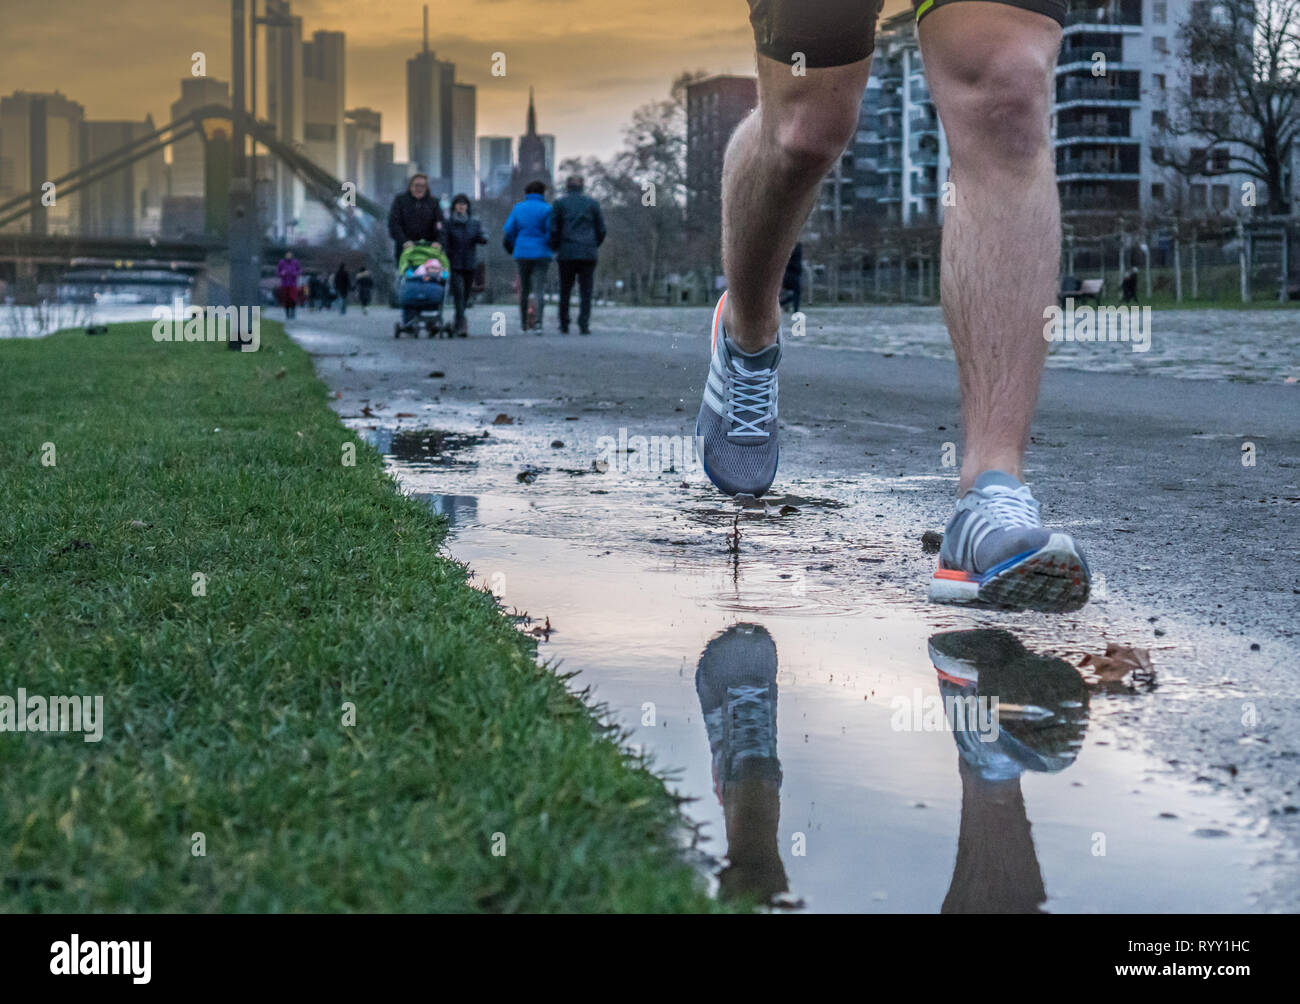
{"left": 0, "top": 91, "right": 86, "bottom": 234}
{"left": 685, "top": 75, "right": 758, "bottom": 273}
{"left": 478, "top": 136, "right": 512, "bottom": 199}
{"left": 452, "top": 83, "right": 477, "bottom": 199}
{"left": 80, "top": 117, "right": 164, "bottom": 237}
{"left": 265, "top": 0, "right": 305, "bottom": 238}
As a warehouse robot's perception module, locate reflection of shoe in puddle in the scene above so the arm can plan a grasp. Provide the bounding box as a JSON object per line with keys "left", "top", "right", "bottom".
{"left": 929, "top": 629, "right": 1090, "bottom": 780}
{"left": 696, "top": 623, "right": 788, "bottom": 904}
{"left": 928, "top": 629, "right": 1091, "bottom": 914}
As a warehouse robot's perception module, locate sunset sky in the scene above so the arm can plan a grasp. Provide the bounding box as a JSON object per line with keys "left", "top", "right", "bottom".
{"left": 2, "top": 0, "right": 909, "bottom": 166}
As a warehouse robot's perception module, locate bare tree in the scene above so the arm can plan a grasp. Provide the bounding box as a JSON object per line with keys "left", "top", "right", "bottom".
{"left": 1155, "top": 0, "right": 1300, "bottom": 215}
{"left": 559, "top": 71, "right": 709, "bottom": 303}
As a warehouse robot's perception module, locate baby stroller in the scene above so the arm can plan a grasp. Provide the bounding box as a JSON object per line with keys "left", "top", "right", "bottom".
{"left": 394, "top": 242, "right": 453, "bottom": 338}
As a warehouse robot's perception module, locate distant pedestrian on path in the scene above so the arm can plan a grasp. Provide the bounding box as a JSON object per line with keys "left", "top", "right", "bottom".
{"left": 388, "top": 173, "right": 445, "bottom": 263}
{"left": 356, "top": 267, "right": 374, "bottom": 313}
{"left": 334, "top": 262, "right": 351, "bottom": 315}
{"left": 445, "top": 193, "right": 487, "bottom": 336}
{"left": 549, "top": 174, "right": 606, "bottom": 334}
{"left": 277, "top": 252, "right": 300, "bottom": 319}
{"left": 503, "top": 180, "right": 552, "bottom": 334}
{"left": 1121, "top": 266, "right": 1138, "bottom": 304}
{"left": 781, "top": 242, "right": 803, "bottom": 314}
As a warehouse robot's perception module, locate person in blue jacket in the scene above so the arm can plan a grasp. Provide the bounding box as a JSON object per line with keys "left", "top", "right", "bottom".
{"left": 502, "top": 180, "right": 553, "bottom": 333}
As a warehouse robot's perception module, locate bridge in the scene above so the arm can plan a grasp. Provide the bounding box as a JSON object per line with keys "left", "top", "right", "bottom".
{"left": 1, "top": 2, "right": 393, "bottom": 308}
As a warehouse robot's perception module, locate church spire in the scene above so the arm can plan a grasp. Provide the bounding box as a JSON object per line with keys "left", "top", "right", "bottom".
{"left": 526, "top": 86, "right": 536, "bottom": 136}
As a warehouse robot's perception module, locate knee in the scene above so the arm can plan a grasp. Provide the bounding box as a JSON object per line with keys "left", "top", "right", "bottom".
{"left": 944, "top": 55, "right": 1054, "bottom": 167}
{"left": 766, "top": 96, "right": 859, "bottom": 177}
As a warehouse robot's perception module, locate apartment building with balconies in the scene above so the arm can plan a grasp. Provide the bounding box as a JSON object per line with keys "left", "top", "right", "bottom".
{"left": 827, "top": 11, "right": 949, "bottom": 231}
{"left": 1057, "top": 0, "right": 1251, "bottom": 216}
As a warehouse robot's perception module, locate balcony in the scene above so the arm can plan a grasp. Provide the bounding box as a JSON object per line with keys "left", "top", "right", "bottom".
{"left": 1056, "top": 154, "right": 1140, "bottom": 178}
{"left": 1059, "top": 42, "right": 1123, "bottom": 66}
{"left": 909, "top": 114, "right": 939, "bottom": 135}
{"left": 909, "top": 148, "right": 939, "bottom": 166}
{"left": 859, "top": 185, "right": 903, "bottom": 201}
{"left": 912, "top": 181, "right": 938, "bottom": 198}
{"left": 876, "top": 156, "right": 903, "bottom": 173}
{"left": 1064, "top": 0, "right": 1142, "bottom": 29}
{"left": 1056, "top": 79, "right": 1141, "bottom": 104}
{"left": 1055, "top": 120, "right": 1132, "bottom": 140}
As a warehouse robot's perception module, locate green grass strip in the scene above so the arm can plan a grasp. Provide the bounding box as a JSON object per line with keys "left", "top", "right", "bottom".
{"left": 0, "top": 321, "right": 723, "bottom": 913}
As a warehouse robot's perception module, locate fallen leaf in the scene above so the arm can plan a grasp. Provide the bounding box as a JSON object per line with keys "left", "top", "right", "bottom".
{"left": 274, "top": 368, "right": 286, "bottom": 379}
{"left": 361, "top": 405, "right": 374, "bottom": 417}
{"left": 493, "top": 413, "right": 514, "bottom": 425}
{"left": 394, "top": 412, "right": 416, "bottom": 418}
{"left": 1079, "top": 643, "right": 1155, "bottom": 684}
{"left": 129, "top": 520, "right": 150, "bottom": 530}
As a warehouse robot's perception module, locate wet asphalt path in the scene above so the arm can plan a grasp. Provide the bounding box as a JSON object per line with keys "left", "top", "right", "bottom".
{"left": 289, "top": 302, "right": 1300, "bottom": 908}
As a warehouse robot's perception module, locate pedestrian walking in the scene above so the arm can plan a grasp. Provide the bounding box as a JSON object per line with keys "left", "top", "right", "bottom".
{"left": 276, "top": 252, "right": 300, "bottom": 320}
{"left": 444, "top": 194, "right": 487, "bottom": 336}
{"left": 387, "top": 174, "right": 445, "bottom": 263}
{"left": 356, "top": 267, "right": 374, "bottom": 314}
{"left": 549, "top": 174, "right": 606, "bottom": 334}
{"left": 781, "top": 242, "right": 803, "bottom": 314}
{"left": 503, "top": 180, "right": 552, "bottom": 333}
{"left": 1121, "top": 266, "right": 1138, "bottom": 303}
{"left": 334, "top": 262, "right": 351, "bottom": 315}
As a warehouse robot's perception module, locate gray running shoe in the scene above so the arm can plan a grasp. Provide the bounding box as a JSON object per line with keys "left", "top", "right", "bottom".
{"left": 930, "top": 471, "right": 1091, "bottom": 613}
{"left": 695, "top": 291, "right": 781, "bottom": 498}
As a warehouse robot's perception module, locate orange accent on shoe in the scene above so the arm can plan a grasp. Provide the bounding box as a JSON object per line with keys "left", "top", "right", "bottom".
{"left": 712, "top": 290, "right": 727, "bottom": 353}
{"left": 933, "top": 567, "right": 977, "bottom": 582}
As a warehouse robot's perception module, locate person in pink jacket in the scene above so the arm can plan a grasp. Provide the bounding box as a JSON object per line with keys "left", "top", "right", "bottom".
{"left": 276, "top": 252, "right": 302, "bottom": 319}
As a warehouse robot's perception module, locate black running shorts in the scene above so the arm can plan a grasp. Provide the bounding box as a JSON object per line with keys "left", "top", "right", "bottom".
{"left": 747, "top": 0, "right": 1068, "bottom": 68}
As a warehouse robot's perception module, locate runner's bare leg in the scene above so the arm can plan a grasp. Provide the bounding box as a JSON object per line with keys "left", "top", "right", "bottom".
{"left": 919, "top": 4, "right": 1063, "bottom": 493}
{"left": 721, "top": 55, "right": 873, "bottom": 353}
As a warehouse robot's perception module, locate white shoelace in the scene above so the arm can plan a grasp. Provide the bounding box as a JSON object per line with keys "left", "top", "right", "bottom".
{"left": 980, "top": 484, "right": 1041, "bottom": 528}
{"left": 727, "top": 368, "right": 776, "bottom": 437}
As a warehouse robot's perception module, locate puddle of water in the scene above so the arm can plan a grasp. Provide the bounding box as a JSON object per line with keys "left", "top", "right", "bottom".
{"left": 357, "top": 418, "right": 1284, "bottom": 913}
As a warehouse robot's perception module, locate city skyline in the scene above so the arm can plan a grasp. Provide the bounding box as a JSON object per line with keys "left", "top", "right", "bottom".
{"left": 0, "top": 0, "right": 790, "bottom": 167}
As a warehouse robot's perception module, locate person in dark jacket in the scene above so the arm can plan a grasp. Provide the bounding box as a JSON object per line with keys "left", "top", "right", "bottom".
{"left": 387, "top": 174, "right": 444, "bottom": 262}
{"left": 444, "top": 193, "right": 487, "bottom": 336}
{"left": 355, "top": 267, "right": 374, "bottom": 313}
{"left": 548, "top": 174, "right": 606, "bottom": 334}
{"left": 780, "top": 242, "right": 803, "bottom": 314}
{"left": 503, "top": 180, "right": 553, "bottom": 333}
{"left": 334, "top": 262, "right": 351, "bottom": 315}
{"left": 1120, "top": 266, "right": 1138, "bottom": 303}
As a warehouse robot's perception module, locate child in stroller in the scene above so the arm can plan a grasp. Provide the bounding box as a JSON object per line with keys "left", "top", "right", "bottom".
{"left": 394, "top": 241, "right": 454, "bottom": 338}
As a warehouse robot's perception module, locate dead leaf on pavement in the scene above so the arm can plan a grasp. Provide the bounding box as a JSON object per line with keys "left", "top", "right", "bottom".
{"left": 1079, "top": 643, "right": 1156, "bottom": 684}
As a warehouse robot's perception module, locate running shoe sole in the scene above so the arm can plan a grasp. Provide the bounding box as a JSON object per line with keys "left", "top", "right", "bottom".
{"left": 929, "top": 532, "right": 1090, "bottom": 613}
